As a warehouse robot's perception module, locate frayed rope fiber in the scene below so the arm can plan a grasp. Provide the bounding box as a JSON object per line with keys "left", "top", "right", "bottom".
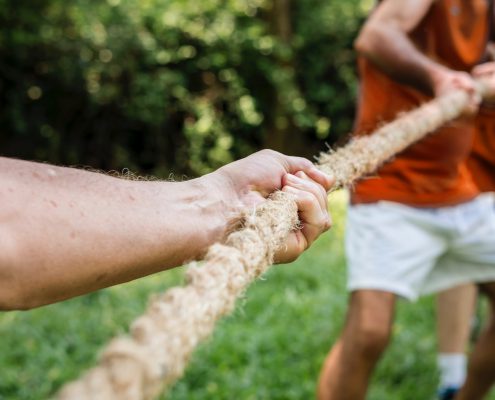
{"left": 56, "top": 81, "right": 492, "bottom": 400}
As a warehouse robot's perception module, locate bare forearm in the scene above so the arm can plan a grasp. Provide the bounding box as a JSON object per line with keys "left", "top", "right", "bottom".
{"left": 0, "top": 150, "right": 334, "bottom": 310}
{"left": 354, "top": 0, "right": 450, "bottom": 95}
{"left": 355, "top": 23, "right": 445, "bottom": 95}
{"left": 0, "top": 158, "right": 231, "bottom": 309}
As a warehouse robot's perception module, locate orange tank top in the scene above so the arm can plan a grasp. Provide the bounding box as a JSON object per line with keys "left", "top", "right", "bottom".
{"left": 467, "top": 106, "right": 495, "bottom": 192}
{"left": 352, "top": 0, "right": 489, "bottom": 207}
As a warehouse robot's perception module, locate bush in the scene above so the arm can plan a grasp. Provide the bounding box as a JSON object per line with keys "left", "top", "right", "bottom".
{"left": 0, "top": 0, "right": 369, "bottom": 176}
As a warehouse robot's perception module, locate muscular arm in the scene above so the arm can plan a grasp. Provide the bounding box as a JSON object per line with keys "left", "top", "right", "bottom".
{"left": 355, "top": 0, "right": 480, "bottom": 110}
{"left": 0, "top": 152, "right": 332, "bottom": 310}
{"left": 0, "top": 158, "right": 232, "bottom": 309}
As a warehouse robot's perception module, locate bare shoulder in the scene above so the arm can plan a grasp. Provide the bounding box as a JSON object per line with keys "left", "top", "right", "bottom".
{"left": 366, "top": 0, "right": 436, "bottom": 33}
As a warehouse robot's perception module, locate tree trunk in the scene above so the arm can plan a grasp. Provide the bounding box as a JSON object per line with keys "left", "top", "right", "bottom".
{"left": 263, "top": 0, "right": 308, "bottom": 157}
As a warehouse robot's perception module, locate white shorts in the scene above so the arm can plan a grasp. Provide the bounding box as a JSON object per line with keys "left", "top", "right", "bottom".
{"left": 346, "top": 193, "right": 495, "bottom": 301}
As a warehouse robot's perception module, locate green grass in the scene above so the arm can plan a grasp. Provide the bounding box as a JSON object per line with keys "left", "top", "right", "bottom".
{"left": 1, "top": 191, "right": 494, "bottom": 400}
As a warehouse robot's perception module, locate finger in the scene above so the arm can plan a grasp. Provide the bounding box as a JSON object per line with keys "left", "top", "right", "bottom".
{"left": 303, "top": 166, "right": 334, "bottom": 192}
{"left": 283, "top": 185, "right": 332, "bottom": 246}
{"left": 283, "top": 173, "right": 326, "bottom": 210}
{"left": 472, "top": 62, "right": 495, "bottom": 77}
{"left": 274, "top": 231, "right": 307, "bottom": 264}
{"left": 296, "top": 170, "right": 328, "bottom": 204}
{"left": 282, "top": 154, "right": 334, "bottom": 191}
{"left": 455, "top": 74, "right": 477, "bottom": 93}
{"left": 454, "top": 75, "right": 481, "bottom": 116}
{"left": 465, "top": 92, "right": 482, "bottom": 116}
{"left": 282, "top": 186, "right": 321, "bottom": 227}
{"left": 293, "top": 171, "right": 328, "bottom": 210}
{"left": 276, "top": 152, "right": 315, "bottom": 174}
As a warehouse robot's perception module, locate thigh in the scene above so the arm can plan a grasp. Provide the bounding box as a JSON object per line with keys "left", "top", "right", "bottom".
{"left": 346, "top": 202, "right": 448, "bottom": 300}
{"left": 452, "top": 194, "right": 495, "bottom": 264}
{"left": 426, "top": 195, "right": 495, "bottom": 294}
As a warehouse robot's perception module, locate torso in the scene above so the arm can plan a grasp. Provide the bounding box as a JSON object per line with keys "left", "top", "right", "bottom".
{"left": 352, "top": 0, "right": 490, "bottom": 207}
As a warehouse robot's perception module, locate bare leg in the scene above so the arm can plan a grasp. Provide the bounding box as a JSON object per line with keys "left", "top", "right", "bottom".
{"left": 436, "top": 284, "right": 477, "bottom": 394}
{"left": 317, "top": 290, "right": 396, "bottom": 400}
{"left": 437, "top": 284, "right": 477, "bottom": 353}
{"left": 456, "top": 282, "right": 495, "bottom": 400}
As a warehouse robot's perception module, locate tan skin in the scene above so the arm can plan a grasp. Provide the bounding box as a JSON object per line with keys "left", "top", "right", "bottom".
{"left": 0, "top": 150, "right": 333, "bottom": 311}
{"left": 317, "top": 1, "right": 483, "bottom": 399}
{"left": 455, "top": 283, "right": 495, "bottom": 400}
{"left": 436, "top": 284, "right": 477, "bottom": 354}
{"left": 354, "top": 0, "right": 480, "bottom": 113}
{"left": 473, "top": 61, "right": 495, "bottom": 103}
{"left": 450, "top": 61, "right": 495, "bottom": 400}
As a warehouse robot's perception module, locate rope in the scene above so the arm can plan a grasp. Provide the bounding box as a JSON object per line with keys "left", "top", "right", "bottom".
{"left": 56, "top": 81, "right": 491, "bottom": 400}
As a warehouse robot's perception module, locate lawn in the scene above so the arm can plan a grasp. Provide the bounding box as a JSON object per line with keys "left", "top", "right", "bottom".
{"left": 1, "top": 191, "right": 493, "bottom": 400}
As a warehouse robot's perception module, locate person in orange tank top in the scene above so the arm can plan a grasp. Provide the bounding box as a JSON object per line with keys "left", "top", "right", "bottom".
{"left": 469, "top": 110, "right": 495, "bottom": 190}
{"left": 435, "top": 62, "right": 495, "bottom": 400}
{"left": 469, "top": 63, "right": 495, "bottom": 193}
{"left": 316, "top": 1, "right": 495, "bottom": 400}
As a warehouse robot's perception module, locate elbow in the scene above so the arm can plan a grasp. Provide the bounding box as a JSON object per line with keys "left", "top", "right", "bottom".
{"left": 354, "top": 31, "right": 369, "bottom": 55}
{"left": 354, "top": 28, "right": 375, "bottom": 57}
{"left": 354, "top": 24, "right": 385, "bottom": 58}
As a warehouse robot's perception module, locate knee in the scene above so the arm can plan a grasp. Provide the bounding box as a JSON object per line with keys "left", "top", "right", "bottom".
{"left": 350, "top": 320, "right": 392, "bottom": 358}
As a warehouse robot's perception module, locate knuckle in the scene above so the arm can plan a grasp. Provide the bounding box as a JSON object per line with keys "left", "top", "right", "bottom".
{"left": 293, "top": 156, "right": 313, "bottom": 169}
{"left": 300, "top": 191, "right": 315, "bottom": 207}
{"left": 301, "top": 158, "right": 314, "bottom": 169}
{"left": 260, "top": 149, "right": 277, "bottom": 157}
{"left": 323, "top": 215, "right": 333, "bottom": 231}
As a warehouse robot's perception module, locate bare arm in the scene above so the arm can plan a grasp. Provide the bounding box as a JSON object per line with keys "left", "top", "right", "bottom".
{"left": 355, "top": 0, "right": 480, "bottom": 110}
{"left": 0, "top": 151, "right": 333, "bottom": 310}
{"left": 473, "top": 60, "right": 495, "bottom": 103}
{"left": 355, "top": 0, "right": 439, "bottom": 92}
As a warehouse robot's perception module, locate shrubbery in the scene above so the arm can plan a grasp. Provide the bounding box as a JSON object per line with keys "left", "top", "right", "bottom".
{"left": 0, "top": 0, "right": 369, "bottom": 176}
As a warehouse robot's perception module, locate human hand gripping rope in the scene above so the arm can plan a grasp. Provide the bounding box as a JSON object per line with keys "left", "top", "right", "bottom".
{"left": 56, "top": 78, "right": 494, "bottom": 400}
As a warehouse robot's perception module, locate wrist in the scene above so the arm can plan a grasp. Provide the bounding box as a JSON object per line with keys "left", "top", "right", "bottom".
{"left": 427, "top": 63, "right": 450, "bottom": 96}
{"left": 184, "top": 172, "right": 242, "bottom": 249}
{"left": 145, "top": 176, "right": 239, "bottom": 264}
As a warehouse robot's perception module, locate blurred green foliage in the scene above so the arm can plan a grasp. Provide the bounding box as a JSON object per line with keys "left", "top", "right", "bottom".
{"left": 0, "top": 0, "right": 369, "bottom": 176}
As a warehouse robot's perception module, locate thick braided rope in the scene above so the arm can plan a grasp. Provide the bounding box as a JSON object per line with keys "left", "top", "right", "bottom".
{"left": 317, "top": 88, "right": 476, "bottom": 184}
{"left": 56, "top": 82, "right": 490, "bottom": 400}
